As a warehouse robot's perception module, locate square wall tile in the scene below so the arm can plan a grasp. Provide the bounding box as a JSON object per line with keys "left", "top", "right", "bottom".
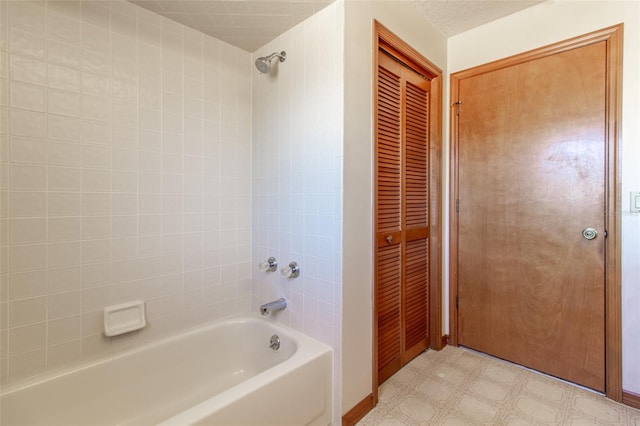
{"left": 47, "top": 340, "right": 81, "bottom": 370}
{"left": 8, "top": 244, "right": 46, "bottom": 273}
{"left": 10, "top": 2, "right": 46, "bottom": 34}
{"left": 8, "top": 349, "right": 46, "bottom": 382}
{"left": 47, "top": 12, "right": 81, "bottom": 46}
{"left": 47, "top": 291, "right": 81, "bottom": 320}
{"left": 10, "top": 109, "right": 46, "bottom": 138}
{"left": 47, "top": 266, "right": 82, "bottom": 294}
{"left": 48, "top": 193, "right": 82, "bottom": 217}
{"left": 2, "top": 0, "right": 254, "bottom": 385}
{"left": 10, "top": 136, "right": 46, "bottom": 164}
{"left": 9, "top": 322, "right": 46, "bottom": 355}
{"left": 48, "top": 315, "right": 81, "bottom": 345}
{"left": 9, "top": 297, "right": 46, "bottom": 328}
{"left": 10, "top": 81, "right": 45, "bottom": 111}
{"left": 9, "top": 218, "right": 46, "bottom": 245}
{"left": 8, "top": 270, "right": 46, "bottom": 300}
{"left": 49, "top": 89, "right": 82, "bottom": 117}
{"left": 10, "top": 55, "right": 47, "bottom": 86}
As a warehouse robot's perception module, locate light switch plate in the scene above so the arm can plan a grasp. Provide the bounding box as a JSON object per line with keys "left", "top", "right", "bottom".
{"left": 631, "top": 192, "right": 640, "bottom": 213}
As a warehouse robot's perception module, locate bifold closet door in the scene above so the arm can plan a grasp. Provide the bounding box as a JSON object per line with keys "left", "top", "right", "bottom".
{"left": 376, "top": 51, "right": 430, "bottom": 385}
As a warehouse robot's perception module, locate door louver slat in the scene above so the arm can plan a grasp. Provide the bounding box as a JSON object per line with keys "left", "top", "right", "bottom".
{"left": 376, "top": 65, "right": 402, "bottom": 233}
{"left": 405, "top": 82, "right": 428, "bottom": 230}
{"left": 405, "top": 239, "right": 428, "bottom": 350}
{"left": 377, "top": 244, "right": 402, "bottom": 369}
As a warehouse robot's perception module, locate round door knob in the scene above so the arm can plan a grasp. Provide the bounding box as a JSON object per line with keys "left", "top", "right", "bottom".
{"left": 386, "top": 235, "right": 393, "bottom": 244}
{"left": 582, "top": 228, "right": 598, "bottom": 240}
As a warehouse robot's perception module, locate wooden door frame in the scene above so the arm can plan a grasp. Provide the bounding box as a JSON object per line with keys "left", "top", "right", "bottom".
{"left": 372, "top": 20, "right": 444, "bottom": 404}
{"left": 448, "top": 24, "right": 623, "bottom": 401}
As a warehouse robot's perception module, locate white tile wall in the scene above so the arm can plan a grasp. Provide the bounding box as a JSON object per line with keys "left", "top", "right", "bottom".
{"left": 0, "top": 0, "right": 252, "bottom": 385}
{"left": 250, "top": 3, "right": 343, "bottom": 422}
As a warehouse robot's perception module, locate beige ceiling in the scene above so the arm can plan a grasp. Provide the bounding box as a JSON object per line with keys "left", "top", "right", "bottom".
{"left": 127, "top": 0, "right": 335, "bottom": 52}
{"left": 127, "top": 0, "right": 544, "bottom": 52}
{"left": 413, "top": 0, "right": 544, "bottom": 37}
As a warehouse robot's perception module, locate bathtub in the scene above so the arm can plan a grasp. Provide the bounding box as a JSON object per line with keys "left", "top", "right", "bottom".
{"left": 0, "top": 316, "right": 333, "bottom": 425}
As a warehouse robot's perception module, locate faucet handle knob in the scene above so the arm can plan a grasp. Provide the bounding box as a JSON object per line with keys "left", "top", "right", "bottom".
{"left": 280, "top": 262, "right": 300, "bottom": 278}
{"left": 259, "top": 257, "right": 278, "bottom": 272}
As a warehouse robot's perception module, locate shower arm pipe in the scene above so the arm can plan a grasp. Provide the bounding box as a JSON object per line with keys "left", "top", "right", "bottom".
{"left": 264, "top": 51, "right": 286, "bottom": 63}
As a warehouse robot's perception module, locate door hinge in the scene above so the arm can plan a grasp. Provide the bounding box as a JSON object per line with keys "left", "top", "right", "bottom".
{"left": 456, "top": 199, "right": 459, "bottom": 212}
{"left": 604, "top": 230, "right": 608, "bottom": 238}
{"left": 456, "top": 295, "right": 459, "bottom": 309}
{"left": 453, "top": 100, "right": 462, "bottom": 115}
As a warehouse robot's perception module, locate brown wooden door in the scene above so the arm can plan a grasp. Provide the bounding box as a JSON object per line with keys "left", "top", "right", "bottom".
{"left": 456, "top": 41, "right": 606, "bottom": 391}
{"left": 376, "top": 51, "right": 430, "bottom": 385}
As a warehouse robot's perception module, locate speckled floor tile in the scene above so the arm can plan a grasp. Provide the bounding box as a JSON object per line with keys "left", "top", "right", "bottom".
{"left": 358, "top": 346, "right": 640, "bottom": 425}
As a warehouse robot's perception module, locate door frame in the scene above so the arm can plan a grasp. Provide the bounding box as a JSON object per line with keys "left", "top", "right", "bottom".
{"left": 448, "top": 24, "right": 623, "bottom": 400}
{"left": 372, "top": 20, "right": 444, "bottom": 404}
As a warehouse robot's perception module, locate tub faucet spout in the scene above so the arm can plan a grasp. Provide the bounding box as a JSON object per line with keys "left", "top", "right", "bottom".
{"left": 260, "top": 298, "right": 287, "bottom": 315}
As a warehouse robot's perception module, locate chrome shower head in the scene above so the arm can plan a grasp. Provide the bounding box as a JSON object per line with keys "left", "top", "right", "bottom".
{"left": 255, "top": 51, "right": 286, "bottom": 74}
{"left": 255, "top": 57, "right": 271, "bottom": 74}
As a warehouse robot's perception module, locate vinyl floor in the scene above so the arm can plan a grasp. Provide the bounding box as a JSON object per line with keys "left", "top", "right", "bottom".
{"left": 358, "top": 345, "right": 640, "bottom": 425}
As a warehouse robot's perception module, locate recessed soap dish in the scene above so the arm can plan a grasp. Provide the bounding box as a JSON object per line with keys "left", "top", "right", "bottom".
{"left": 103, "top": 300, "right": 146, "bottom": 337}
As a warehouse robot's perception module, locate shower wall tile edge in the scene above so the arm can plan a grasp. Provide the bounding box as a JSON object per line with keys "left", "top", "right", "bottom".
{"left": 250, "top": 3, "right": 345, "bottom": 424}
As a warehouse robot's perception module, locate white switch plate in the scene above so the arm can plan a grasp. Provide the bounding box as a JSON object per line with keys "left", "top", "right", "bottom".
{"left": 631, "top": 192, "right": 640, "bottom": 213}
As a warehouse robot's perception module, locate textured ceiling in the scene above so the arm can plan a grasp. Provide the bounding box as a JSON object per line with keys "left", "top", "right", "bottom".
{"left": 127, "top": 0, "right": 335, "bottom": 52}
{"left": 413, "top": 0, "right": 544, "bottom": 37}
{"left": 127, "top": 0, "right": 544, "bottom": 53}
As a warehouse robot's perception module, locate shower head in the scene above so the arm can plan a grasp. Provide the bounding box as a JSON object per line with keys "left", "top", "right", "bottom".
{"left": 255, "top": 51, "right": 286, "bottom": 74}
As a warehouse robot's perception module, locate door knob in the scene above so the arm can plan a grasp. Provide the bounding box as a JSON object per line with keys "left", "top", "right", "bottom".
{"left": 582, "top": 228, "right": 598, "bottom": 240}
{"left": 386, "top": 235, "right": 393, "bottom": 244}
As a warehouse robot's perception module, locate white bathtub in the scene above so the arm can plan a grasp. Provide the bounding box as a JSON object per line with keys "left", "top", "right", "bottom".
{"left": 0, "top": 316, "right": 333, "bottom": 425}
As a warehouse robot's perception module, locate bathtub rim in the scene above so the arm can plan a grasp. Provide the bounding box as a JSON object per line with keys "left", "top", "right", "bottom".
{"left": 156, "top": 321, "right": 333, "bottom": 426}
{"left": 157, "top": 344, "right": 333, "bottom": 426}
{"left": 0, "top": 313, "right": 332, "bottom": 398}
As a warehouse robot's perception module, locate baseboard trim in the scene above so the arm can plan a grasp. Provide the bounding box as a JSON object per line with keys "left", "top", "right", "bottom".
{"left": 623, "top": 390, "right": 640, "bottom": 410}
{"left": 342, "top": 393, "right": 375, "bottom": 426}
{"left": 441, "top": 334, "right": 449, "bottom": 348}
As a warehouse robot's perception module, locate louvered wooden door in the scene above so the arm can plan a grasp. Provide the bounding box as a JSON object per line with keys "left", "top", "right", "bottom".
{"left": 376, "top": 51, "right": 430, "bottom": 385}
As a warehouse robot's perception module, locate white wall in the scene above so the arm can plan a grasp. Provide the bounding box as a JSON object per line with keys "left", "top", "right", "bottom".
{"left": 0, "top": 0, "right": 252, "bottom": 385}
{"left": 250, "top": 3, "right": 344, "bottom": 423}
{"left": 447, "top": 0, "right": 640, "bottom": 394}
{"left": 342, "top": 0, "right": 447, "bottom": 413}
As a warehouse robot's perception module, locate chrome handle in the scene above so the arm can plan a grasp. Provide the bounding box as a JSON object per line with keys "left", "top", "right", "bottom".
{"left": 386, "top": 235, "right": 393, "bottom": 244}
{"left": 582, "top": 228, "right": 598, "bottom": 240}
{"left": 280, "top": 262, "right": 300, "bottom": 278}
{"left": 258, "top": 257, "right": 278, "bottom": 272}
{"left": 270, "top": 334, "right": 280, "bottom": 350}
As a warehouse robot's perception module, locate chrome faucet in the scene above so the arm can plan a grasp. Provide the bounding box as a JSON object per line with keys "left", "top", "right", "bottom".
{"left": 260, "top": 298, "right": 287, "bottom": 315}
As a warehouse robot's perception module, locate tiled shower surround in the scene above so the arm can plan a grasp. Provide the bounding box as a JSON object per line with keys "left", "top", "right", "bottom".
{"left": 251, "top": 4, "right": 344, "bottom": 422}
{"left": 0, "top": 0, "right": 253, "bottom": 384}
